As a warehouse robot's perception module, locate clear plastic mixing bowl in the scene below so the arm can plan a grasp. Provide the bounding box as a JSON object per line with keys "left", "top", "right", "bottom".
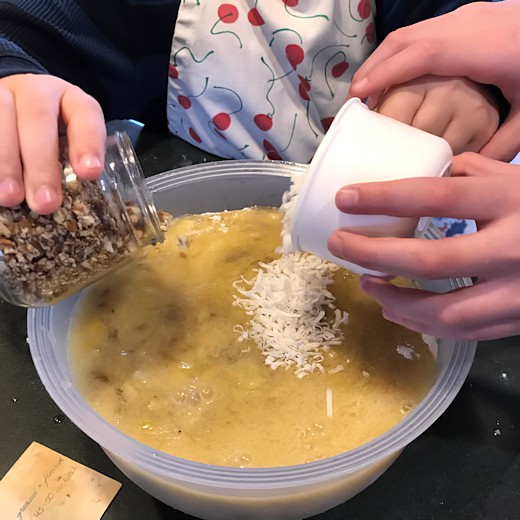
{"left": 27, "top": 160, "right": 476, "bottom": 520}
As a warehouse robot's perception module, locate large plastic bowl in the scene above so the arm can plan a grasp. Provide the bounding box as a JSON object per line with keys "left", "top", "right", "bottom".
{"left": 27, "top": 160, "right": 477, "bottom": 520}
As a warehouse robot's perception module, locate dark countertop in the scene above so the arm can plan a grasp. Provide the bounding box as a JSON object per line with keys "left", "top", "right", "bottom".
{"left": 2, "top": 128, "right": 520, "bottom": 520}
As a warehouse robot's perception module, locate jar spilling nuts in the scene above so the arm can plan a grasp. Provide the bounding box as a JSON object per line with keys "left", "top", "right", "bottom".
{"left": 0, "top": 132, "right": 172, "bottom": 307}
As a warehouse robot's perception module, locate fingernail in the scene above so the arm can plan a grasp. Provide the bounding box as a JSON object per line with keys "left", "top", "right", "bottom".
{"left": 34, "top": 184, "right": 59, "bottom": 206}
{"left": 336, "top": 188, "right": 358, "bottom": 208}
{"left": 327, "top": 234, "right": 343, "bottom": 257}
{"left": 78, "top": 153, "right": 102, "bottom": 170}
{"left": 367, "top": 96, "right": 377, "bottom": 110}
{"left": 0, "top": 177, "right": 22, "bottom": 197}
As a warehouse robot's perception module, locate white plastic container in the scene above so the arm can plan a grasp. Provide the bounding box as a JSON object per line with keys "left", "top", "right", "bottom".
{"left": 27, "top": 161, "right": 476, "bottom": 520}
{"left": 290, "top": 97, "right": 453, "bottom": 276}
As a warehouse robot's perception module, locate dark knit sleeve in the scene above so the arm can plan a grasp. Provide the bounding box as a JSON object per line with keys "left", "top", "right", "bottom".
{"left": 375, "top": 0, "right": 493, "bottom": 42}
{"left": 0, "top": 34, "right": 47, "bottom": 77}
{"left": 0, "top": 0, "right": 180, "bottom": 128}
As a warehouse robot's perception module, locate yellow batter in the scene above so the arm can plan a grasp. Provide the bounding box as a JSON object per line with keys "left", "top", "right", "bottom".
{"left": 68, "top": 208, "right": 435, "bottom": 467}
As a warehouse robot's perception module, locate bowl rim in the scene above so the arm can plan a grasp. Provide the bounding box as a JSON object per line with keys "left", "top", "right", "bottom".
{"left": 27, "top": 159, "right": 477, "bottom": 490}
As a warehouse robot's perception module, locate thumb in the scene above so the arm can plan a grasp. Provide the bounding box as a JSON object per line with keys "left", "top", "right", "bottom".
{"left": 480, "top": 105, "right": 520, "bottom": 162}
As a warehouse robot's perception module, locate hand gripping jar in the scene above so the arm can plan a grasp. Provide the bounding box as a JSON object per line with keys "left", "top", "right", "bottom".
{"left": 0, "top": 132, "right": 169, "bottom": 307}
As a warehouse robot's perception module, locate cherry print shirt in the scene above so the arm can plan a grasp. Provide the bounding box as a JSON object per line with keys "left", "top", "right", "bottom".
{"left": 0, "top": 1, "right": 497, "bottom": 131}
{"left": 167, "top": 1, "right": 376, "bottom": 163}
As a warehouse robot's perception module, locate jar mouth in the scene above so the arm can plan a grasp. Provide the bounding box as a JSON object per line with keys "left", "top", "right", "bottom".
{"left": 109, "top": 131, "right": 165, "bottom": 246}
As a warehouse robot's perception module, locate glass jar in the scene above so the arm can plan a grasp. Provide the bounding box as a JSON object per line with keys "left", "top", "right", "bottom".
{"left": 0, "top": 131, "right": 167, "bottom": 307}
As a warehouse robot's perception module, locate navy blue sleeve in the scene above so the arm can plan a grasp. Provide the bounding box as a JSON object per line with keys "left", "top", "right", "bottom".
{"left": 0, "top": 0, "right": 180, "bottom": 129}
{"left": 0, "top": 34, "right": 47, "bottom": 76}
{"left": 375, "top": 0, "right": 491, "bottom": 41}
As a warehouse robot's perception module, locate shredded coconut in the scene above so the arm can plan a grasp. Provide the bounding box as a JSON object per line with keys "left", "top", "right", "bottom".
{"left": 328, "top": 364, "right": 344, "bottom": 375}
{"left": 232, "top": 173, "right": 350, "bottom": 378}
{"left": 233, "top": 252, "right": 349, "bottom": 378}
{"left": 326, "top": 388, "right": 333, "bottom": 418}
{"left": 277, "top": 173, "right": 306, "bottom": 255}
{"left": 396, "top": 344, "right": 417, "bottom": 360}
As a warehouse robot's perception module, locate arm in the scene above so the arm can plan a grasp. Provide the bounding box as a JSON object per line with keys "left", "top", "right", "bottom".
{"left": 0, "top": 0, "right": 179, "bottom": 213}
{"left": 0, "top": 2, "right": 106, "bottom": 213}
{"left": 0, "top": 0, "right": 178, "bottom": 123}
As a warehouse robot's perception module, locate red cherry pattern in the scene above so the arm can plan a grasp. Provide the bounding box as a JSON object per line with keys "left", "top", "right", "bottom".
{"left": 357, "top": 0, "right": 371, "bottom": 20}
{"left": 178, "top": 95, "right": 192, "bottom": 109}
{"left": 321, "top": 117, "right": 335, "bottom": 132}
{"left": 247, "top": 8, "right": 265, "bottom": 26}
{"left": 263, "top": 139, "right": 276, "bottom": 153}
{"left": 286, "top": 44, "right": 304, "bottom": 70}
{"left": 254, "top": 113, "right": 273, "bottom": 131}
{"left": 218, "top": 4, "right": 239, "bottom": 23}
{"left": 169, "top": 63, "right": 179, "bottom": 79}
{"left": 211, "top": 4, "right": 243, "bottom": 48}
{"left": 189, "top": 128, "right": 202, "bottom": 143}
{"left": 298, "top": 84, "right": 309, "bottom": 101}
{"left": 365, "top": 22, "right": 375, "bottom": 44}
{"left": 213, "top": 112, "right": 232, "bottom": 130}
{"left": 298, "top": 75, "right": 310, "bottom": 92}
{"left": 331, "top": 61, "right": 349, "bottom": 78}
{"left": 297, "top": 75, "right": 311, "bottom": 101}
{"left": 172, "top": 1, "right": 374, "bottom": 159}
{"left": 264, "top": 139, "right": 283, "bottom": 159}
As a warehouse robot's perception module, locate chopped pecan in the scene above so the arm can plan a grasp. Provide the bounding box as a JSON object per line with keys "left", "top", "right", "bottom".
{"left": 0, "top": 178, "right": 136, "bottom": 306}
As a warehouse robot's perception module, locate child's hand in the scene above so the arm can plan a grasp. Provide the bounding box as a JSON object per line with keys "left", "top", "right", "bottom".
{"left": 0, "top": 74, "right": 106, "bottom": 214}
{"left": 348, "top": 0, "right": 520, "bottom": 161}
{"left": 326, "top": 153, "right": 520, "bottom": 341}
{"left": 373, "top": 75, "right": 499, "bottom": 155}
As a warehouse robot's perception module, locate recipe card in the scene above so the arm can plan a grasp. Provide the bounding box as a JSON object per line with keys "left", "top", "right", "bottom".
{"left": 0, "top": 441, "right": 121, "bottom": 520}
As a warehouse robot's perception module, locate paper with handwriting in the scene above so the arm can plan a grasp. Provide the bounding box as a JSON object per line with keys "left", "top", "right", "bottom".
{"left": 0, "top": 442, "right": 121, "bottom": 520}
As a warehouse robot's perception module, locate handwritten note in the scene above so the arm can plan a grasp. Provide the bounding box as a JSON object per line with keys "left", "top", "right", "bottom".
{"left": 0, "top": 442, "right": 121, "bottom": 520}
